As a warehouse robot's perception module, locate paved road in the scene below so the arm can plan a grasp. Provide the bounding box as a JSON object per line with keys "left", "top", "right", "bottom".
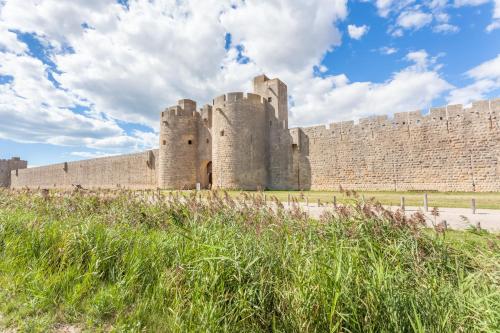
{"left": 286, "top": 203, "right": 500, "bottom": 232}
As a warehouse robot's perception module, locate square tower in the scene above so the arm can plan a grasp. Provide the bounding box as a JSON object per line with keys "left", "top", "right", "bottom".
{"left": 253, "top": 75, "right": 288, "bottom": 129}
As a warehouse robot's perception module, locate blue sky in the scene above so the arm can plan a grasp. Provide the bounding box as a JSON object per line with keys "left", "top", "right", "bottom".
{"left": 0, "top": 0, "right": 499, "bottom": 166}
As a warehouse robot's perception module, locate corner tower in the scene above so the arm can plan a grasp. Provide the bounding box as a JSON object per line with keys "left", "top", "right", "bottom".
{"left": 158, "top": 99, "right": 199, "bottom": 189}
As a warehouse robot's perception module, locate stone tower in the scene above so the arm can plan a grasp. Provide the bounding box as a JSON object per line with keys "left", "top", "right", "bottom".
{"left": 211, "top": 92, "right": 268, "bottom": 190}
{"left": 158, "top": 99, "right": 199, "bottom": 189}
{"left": 0, "top": 157, "right": 28, "bottom": 187}
{"left": 253, "top": 75, "right": 293, "bottom": 189}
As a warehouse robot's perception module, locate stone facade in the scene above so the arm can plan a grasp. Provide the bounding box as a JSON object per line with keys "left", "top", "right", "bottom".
{"left": 6, "top": 75, "right": 500, "bottom": 192}
{"left": 10, "top": 151, "right": 157, "bottom": 190}
{"left": 0, "top": 157, "right": 27, "bottom": 187}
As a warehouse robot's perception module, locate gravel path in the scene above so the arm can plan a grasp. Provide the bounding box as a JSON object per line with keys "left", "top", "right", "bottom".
{"left": 287, "top": 203, "right": 500, "bottom": 232}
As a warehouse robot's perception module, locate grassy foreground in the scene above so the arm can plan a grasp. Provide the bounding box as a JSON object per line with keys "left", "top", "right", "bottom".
{"left": 0, "top": 190, "right": 499, "bottom": 332}
{"left": 228, "top": 190, "right": 500, "bottom": 210}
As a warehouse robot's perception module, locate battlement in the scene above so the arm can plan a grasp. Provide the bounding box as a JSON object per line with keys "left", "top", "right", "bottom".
{"left": 297, "top": 98, "right": 500, "bottom": 138}
{"left": 212, "top": 92, "right": 266, "bottom": 106}
{"left": 161, "top": 99, "right": 201, "bottom": 119}
{"left": 0, "top": 157, "right": 22, "bottom": 162}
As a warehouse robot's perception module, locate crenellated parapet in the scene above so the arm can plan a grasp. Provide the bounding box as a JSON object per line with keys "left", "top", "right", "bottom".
{"left": 212, "top": 92, "right": 267, "bottom": 107}
{"left": 296, "top": 98, "right": 500, "bottom": 139}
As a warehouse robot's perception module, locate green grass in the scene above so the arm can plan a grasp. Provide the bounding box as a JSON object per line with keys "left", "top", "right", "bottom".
{"left": 220, "top": 190, "right": 500, "bottom": 210}
{"left": 0, "top": 189, "right": 499, "bottom": 332}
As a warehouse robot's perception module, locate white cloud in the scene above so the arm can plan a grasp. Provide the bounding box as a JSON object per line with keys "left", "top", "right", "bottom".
{"left": 454, "top": 0, "right": 489, "bottom": 6}
{"left": 433, "top": 23, "right": 460, "bottom": 33}
{"left": 455, "top": 0, "right": 500, "bottom": 31}
{"left": 0, "top": 23, "right": 27, "bottom": 54}
{"left": 396, "top": 10, "right": 433, "bottom": 30}
{"left": 347, "top": 24, "right": 369, "bottom": 39}
{"left": 486, "top": 20, "right": 500, "bottom": 31}
{"left": 375, "top": 0, "right": 415, "bottom": 17}
{"left": 288, "top": 51, "right": 453, "bottom": 126}
{"left": 379, "top": 46, "right": 398, "bottom": 55}
{"left": 447, "top": 54, "right": 500, "bottom": 104}
{"left": 221, "top": 0, "right": 347, "bottom": 72}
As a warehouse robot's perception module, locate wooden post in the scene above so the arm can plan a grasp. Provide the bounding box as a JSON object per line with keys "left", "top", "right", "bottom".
{"left": 471, "top": 198, "right": 476, "bottom": 215}
{"left": 306, "top": 197, "right": 309, "bottom": 207}
{"left": 400, "top": 196, "right": 405, "bottom": 212}
{"left": 317, "top": 198, "right": 321, "bottom": 207}
{"left": 424, "top": 193, "right": 428, "bottom": 212}
{"left": 443, "top": 220, "right": 448, "bottom": 230}
{"left": 333, "top": 196, "right": 337, "bottom": 208}
{"left": 264, "top": 194, "right": 267, "bottom": 203}
{"left": 287, "top": 193, "right": 290, "bottom": 206}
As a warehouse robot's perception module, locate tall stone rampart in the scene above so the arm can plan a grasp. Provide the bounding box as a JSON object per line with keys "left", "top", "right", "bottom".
{"left": 10, "top": 150, "right": 158, "bottom": 190}
{"left": 292, "top": 99, "right": 500, "bottom": 191}
{"left": 212, "top": 92, "right": 268, "bottom": 190}
{"left": 0, "top": 157, "right": 27, "bottom": 187}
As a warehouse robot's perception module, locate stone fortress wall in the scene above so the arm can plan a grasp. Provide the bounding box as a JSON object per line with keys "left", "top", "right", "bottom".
{"left": 292, "top": 99, "right": 500, "bottom": 192}
{"left": 10, "top": 150, "right": 158, "bottom": 189}
{"left": 4, "top": 74, "right": 500, "bottom": 192}
{"left": 0, "top": 157, "right": 27, "bottom": 187}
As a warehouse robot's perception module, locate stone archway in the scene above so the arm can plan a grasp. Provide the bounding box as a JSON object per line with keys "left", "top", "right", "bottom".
{"left": 200, "top": 161, "right": 212, "bottom": 189}
{"left": 206, "top": 161, "right": 212, "bottom": 189}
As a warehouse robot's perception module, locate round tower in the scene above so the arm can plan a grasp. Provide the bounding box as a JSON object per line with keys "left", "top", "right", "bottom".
{"left": 212, "top": 92, "right": 268, "bottom": 190}
{"left": 158, "top": 99, "right": 199, "bottom": 189}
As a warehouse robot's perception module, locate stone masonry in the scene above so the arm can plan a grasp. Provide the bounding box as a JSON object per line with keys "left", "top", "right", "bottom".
{"left": 0, "top": 157, "right": 27, "bottom": 187}
{"left": 7, "top": 75, "right": 500, "bottom": 192}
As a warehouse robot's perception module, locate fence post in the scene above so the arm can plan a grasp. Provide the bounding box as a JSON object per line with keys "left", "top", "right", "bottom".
{"left": 317, "top": 198, "right": 321, "bottom": 207}
{"left": 424, "top": 193, "right": 428, "bottom": 212}
{"left": 287, "top": 193, "right": 290, "bottom": 206}
{"left": 401, "top": 196, "right": 405, "bottom": 212}
{"left": 306, "top": 197, "right": 309, "bottom": 207}
{"left": 333, "top": 196, "right": 337, "bottom": 208}
{"left": 471, "top": 198, "right": 476, "bottom": 215}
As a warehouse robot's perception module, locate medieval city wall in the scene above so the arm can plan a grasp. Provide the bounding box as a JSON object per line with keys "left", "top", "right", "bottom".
{"left": 0, "top": 157, "right": 27, "bottom": 187}
{"left": 293, "top": 99, "right": 500, "bottom": 192}
{"left": 10, "top": 150, "right": 158, "bottom": 190}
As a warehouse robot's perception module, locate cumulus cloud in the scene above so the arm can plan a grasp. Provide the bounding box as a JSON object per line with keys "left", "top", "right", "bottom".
{"left": 221, "top": 0, "right": 347, "bottom": 72}
{"left": 433, "top": 23, "right": 460, "bottom": 33}
{"left": 288, "top": 50, "right": 453, "bottom": 126}
{"left": 396, "top": 10, "right": 433, "bottom": 30}
{"left": 377, "top": 0, "right": 497, "bottom": 34}
{"left": 448, "top": 54, "right": 500, "bottom": 104}
{"left": 347, "top": 24, "right": 369, "bottom": 40}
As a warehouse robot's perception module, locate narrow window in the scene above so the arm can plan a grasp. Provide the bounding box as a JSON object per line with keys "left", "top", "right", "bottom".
{"left": 206, "top": 139, "right": 209, "bottom": 144}
{"left": 188, "top": 140, "right": 192, "bottom": 145}
{"left": 220, "top": 130, "right": 224, "bottom": 136}
{"left": 268, "top": 97, "right": 272, "bottom": 102}
{"left": 162, "top": 140, "right": 166, "bottom": 145}
{"left": 269, "top": 121, "right": 272, "bottom": 127}
{"left": 440, "top": 117, "right": 443, "bottom": 120}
